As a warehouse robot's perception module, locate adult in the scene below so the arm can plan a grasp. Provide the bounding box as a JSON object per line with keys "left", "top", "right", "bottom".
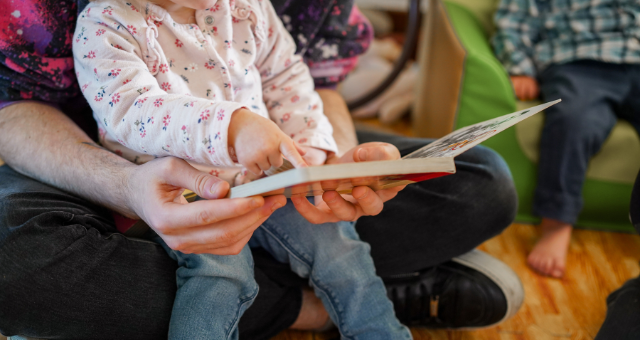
{"left": 0, "top": 0, "right": 523, "bottom": 339}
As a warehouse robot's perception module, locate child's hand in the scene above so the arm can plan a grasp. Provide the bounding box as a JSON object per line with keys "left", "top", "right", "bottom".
{"left": 299, "top": 146, "right": 329, "bottom": 166}
{"left": 228, "top": 108, "right": 307, "bottom": 175}
{"left": 510, "top": 75, "right": 540, "bottom": 101}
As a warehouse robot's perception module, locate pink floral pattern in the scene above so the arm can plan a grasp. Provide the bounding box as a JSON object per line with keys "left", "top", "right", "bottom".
{"left": 73, "top": 0, "right": 338, "bottom": 176}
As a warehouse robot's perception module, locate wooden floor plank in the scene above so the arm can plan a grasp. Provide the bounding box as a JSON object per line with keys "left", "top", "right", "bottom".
{"left": 272, "top": 223, "right": 640, "bottom": 340}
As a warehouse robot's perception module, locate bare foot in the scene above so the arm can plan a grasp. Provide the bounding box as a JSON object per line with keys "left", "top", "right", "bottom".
{"left": 527, "top": 218, "right": 573, "bottom": 278}
{"left": 289, "top": 288, "right": 331, "bottom": 331}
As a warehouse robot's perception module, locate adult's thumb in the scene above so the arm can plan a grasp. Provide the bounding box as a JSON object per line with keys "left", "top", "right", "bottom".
{"left": 161, "top": 159, "right": 230, "bottom": 200}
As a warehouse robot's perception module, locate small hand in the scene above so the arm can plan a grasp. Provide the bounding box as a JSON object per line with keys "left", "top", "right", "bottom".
{"left": 299, "top": 145, "right": 329, "bottom": 166}
{"left": 510, "top": 75, "right": 540, "bottom": 101}
{"left": 228, "top": 108, "right": 307, "bottom": 175}
{"left": 124, "top": 157, "right": 286, "bottom": 255}
{"left": 291, "top": 142, "right": 405, "bottom": 223}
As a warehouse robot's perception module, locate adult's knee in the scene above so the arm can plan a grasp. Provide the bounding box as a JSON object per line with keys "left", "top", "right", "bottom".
{"left": 462, "top": 145, "right": 518, "bottom": 235}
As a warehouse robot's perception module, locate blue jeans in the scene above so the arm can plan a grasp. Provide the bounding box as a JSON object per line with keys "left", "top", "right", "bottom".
{"left": 535, "top": 60, "right": 640, "bottom": 224}
{"left": 156, "top": 200, "right": 411, "bottom": 340}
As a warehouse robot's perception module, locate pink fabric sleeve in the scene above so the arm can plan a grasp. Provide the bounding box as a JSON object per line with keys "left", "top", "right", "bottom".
{"left": 255, "top": 1, "right": 338, "bottom": 154}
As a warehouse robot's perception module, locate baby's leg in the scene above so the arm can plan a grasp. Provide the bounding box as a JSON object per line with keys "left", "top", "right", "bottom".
{"left": 533, "top": 61, "right": 625, "bottom": 277}
{"left": 250, "top": 200, "right": 411, "bottom": 339}
{"left": 155, "top": 236, "right": 258, "bottom": 340}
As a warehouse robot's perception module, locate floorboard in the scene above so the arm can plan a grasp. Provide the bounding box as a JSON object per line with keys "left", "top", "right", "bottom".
{"left": 272, "top": 223, "right": 640, "bottom": 340}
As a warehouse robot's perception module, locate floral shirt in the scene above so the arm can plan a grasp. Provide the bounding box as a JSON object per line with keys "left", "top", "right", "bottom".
{"left": 0, "top": 0, "right": 371, "bottom": 107}
{"left": 73, "top": 0, "right": 337, "bottom": 179}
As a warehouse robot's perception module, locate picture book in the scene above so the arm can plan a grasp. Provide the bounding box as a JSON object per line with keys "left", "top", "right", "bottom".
{"left": 227, "top": 99, "right": 561, "bottom": 198}
{"left": 114, "top": 100, "right": 560, "bottom": 235}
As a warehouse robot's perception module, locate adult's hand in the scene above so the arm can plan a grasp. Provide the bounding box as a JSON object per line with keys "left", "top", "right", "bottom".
{"left": 291, "top": 142, "right": 405, "bottom": 223}
{"left": 124, "top": 157, "right": 286, "bottom": 255}
{"left": 0, "top": 103, "right": 286, "bottom": 256}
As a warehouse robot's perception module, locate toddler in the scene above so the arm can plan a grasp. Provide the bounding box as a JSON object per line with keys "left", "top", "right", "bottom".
{"left": 73, "top": 0, "right": 411, "bottom": 338}
{"left": 493, "top": 0, "right": 640, "bottom": 278}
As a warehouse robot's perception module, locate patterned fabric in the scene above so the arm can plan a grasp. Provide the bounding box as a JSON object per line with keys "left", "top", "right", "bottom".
{"left": 492, "top": 0, "right": 640, "bottom": 77}
{"left": 272, "top": 0, "right": 373, "bottom": 88}
{"left": 74, "top": 0, "right": 337, "bottom": 179}
{"left": 0, "top": 1, "right": 79, "bottom": 103}
{"left": 0, "top": 0, "right": 371, "bottom": 106}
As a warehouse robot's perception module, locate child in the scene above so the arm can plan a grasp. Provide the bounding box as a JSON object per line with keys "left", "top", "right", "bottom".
{"left": 73, "top": 0, "right": 411, "bottom": 338}
{"left": 493, "top": 0, "right": 640, "bottom": 278}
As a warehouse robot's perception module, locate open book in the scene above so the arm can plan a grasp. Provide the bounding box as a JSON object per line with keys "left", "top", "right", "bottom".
{"left": 115, "top": 100, "right": 560, "bottom": 235}
{"left": 228, "top": 99, "right": 561, "bottom": 198}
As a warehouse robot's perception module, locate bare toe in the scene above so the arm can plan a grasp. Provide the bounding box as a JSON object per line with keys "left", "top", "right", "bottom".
{"left": 527, "top": 219, "right": 572, "bottom": 278}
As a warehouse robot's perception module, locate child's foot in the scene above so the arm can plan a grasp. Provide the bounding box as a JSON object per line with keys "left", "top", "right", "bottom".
{"left": 527, "top": 218, "right": 572, "bottom": 278}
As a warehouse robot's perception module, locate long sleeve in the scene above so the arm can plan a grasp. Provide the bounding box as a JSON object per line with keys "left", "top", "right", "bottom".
{"left": 492, "top": 0, "right": 542, "bottom": 77}
{"left": 73, "top": 3, "right": 245, "bottom": 167}
{"left": 271, "top": 0, "right": 373, "bottom": 89}
{"left": 254, "top": 0, "right": 338, "bottom": 154}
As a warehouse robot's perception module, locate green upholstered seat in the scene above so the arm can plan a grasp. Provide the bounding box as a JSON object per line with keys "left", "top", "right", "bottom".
{"left": 413, "top": 0, "right": 640, "bottom": 231}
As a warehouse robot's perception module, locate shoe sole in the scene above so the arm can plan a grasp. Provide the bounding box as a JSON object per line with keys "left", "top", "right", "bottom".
{"left": 450, "top": 249, "right": 524, "bottom": 330}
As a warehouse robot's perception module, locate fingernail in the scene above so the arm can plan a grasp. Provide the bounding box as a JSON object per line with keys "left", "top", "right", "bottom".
{"left": 356, "top": 148, "right": 367, "bottom": 161}
{"left": 210, "top": 182, "right": 223, "bottom": 196}
{"left": 251, "top": 197, "right": 262, "bottom": 208}
{"left": 271, "top": 202, "right": 283, "bottom": 212}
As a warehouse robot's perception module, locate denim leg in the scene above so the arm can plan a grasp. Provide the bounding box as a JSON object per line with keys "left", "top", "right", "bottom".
{"left": 356, "top": 130, "right": 517, "bottom": 274}
{"left": 535, "top": 61, "right": 630, "bottom": 224}
{"left": 249, "top": 201, "right": 411, "bottom": 340}
{"left": 619, "top": 64, "right": 640, "bottom": 136}
{"left": 154, "top": 237, "right": 259, "bottom": 340}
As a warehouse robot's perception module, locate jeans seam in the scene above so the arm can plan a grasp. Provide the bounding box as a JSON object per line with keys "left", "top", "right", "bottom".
{"left": 308, "top": 277, "right": 355, "bottom": 340}
{"left": 259, "top": 225, "right": 354, "bottom": 339}
{"left": 225, "top": 287, "right": 259, "bottom": 339}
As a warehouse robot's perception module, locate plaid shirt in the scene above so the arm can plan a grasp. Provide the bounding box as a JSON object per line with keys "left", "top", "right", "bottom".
{"left": 492, "top": 0, "right": 640, "bottom": 77}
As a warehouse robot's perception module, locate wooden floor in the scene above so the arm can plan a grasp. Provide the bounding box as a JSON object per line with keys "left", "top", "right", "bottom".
{"left": 272, "top": 223, "right": 640, "bottom": 340}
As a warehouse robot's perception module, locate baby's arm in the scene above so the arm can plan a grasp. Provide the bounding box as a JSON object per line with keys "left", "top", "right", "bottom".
{"left": 492, "top": 0, "right": 542, "bottom": 100}
{"left": 253, "top": 0, "right": 339, "bottom": 166}
{"left": 73, "top": 3, "right": 244, "bottom": 167}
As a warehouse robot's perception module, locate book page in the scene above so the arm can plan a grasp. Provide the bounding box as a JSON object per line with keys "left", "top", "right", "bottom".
{"left": 228, "top": 100, "right": 560, "bottom": 197}
{"left": 403, "top": 100, "right": 561, "bottom": 159}
{"left": 250, "top": 171, "right": 453, "bottom": 198}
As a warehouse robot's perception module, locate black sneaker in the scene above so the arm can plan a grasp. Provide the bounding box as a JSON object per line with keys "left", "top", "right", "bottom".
{"left": 384, "top": 249, "right": 524, "bottom": 329}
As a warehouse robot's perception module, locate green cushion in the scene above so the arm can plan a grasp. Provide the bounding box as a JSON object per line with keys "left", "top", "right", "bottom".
{"left": 443, "top": 0, "right": 636, "bottom": 231}
{"left": 446, "top": 0, "right": 499, "bottom": 36}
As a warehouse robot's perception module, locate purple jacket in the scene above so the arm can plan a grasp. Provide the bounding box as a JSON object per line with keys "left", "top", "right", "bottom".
{"left": 0, "top": 0, "right": 372, "bottom": 114}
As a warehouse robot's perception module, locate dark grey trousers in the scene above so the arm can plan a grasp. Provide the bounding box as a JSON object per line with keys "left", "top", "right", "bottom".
{"left": 0, "top": 130, "right": 517, "bottom": 339}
